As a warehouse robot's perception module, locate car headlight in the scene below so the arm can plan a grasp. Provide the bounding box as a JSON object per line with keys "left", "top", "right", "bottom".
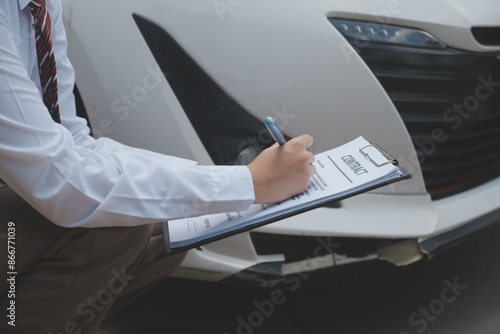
{"left": 328, "top": 18, "right": 446, "bottom": 50}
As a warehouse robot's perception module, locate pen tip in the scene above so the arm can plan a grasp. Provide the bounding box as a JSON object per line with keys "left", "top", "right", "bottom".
{"left": 264, "top": 116, "right": 274, "bottom": 126}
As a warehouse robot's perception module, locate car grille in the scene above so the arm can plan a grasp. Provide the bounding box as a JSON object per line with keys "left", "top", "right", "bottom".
{"left": 354, "top": 43, "right": 500, "bottom": 199}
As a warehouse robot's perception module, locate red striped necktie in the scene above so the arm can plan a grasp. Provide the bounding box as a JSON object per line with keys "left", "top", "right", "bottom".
{"left": 29, "top": 0, "right": 61, "bottom": 124}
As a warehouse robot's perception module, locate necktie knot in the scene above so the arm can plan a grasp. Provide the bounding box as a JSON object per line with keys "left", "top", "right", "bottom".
{"left": 28, "top": 0, "right": 45, "bottom": 18}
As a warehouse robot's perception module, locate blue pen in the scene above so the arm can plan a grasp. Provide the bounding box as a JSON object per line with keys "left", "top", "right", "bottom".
{"left": 264, "top": 116, "right": 287, "bottom": 146}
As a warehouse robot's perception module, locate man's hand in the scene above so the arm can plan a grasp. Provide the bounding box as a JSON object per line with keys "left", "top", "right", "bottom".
{"left": 247, "top": 134, "right": 316, "bottom": 204}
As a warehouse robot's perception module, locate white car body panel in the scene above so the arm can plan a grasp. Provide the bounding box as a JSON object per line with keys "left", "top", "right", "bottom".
{"left": 62, "top": 0, "right": 500, "bottom": 283}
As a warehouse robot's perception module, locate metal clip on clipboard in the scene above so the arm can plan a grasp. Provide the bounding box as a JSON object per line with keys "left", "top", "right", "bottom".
{"left": 359, "top": 143, "right": 398, "bottom": 167}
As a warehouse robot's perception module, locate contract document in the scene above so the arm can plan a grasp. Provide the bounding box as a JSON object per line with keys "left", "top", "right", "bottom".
{"left": 163, "top": 136, "right": 411, "bottom": 254}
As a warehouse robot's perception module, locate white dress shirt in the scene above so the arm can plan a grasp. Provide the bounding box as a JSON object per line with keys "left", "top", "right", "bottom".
{"left": 0, "top": 0, "right": 255, "bottom": 227}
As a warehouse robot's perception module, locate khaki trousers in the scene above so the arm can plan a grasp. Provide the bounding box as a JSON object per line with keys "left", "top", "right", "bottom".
{"left": 0, "top": 186, "right": 186, "bottom": 334}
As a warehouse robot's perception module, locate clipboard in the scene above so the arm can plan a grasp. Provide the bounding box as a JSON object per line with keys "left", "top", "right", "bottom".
{"left": 359, "top": 143, "right": 397, "bottom": 167}
{"left": 162, "top": 137, "right": 412, "bottom": 255}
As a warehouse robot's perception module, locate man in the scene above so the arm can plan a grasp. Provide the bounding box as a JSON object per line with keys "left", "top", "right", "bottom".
{"left": 0, "top": 0, "right": 315, "bottom": 333}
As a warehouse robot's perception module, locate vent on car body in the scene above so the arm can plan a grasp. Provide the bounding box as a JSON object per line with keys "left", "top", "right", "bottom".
{"left": 250, "top": 232, "right": 394, "bottom": 263}
{"left": 472, "top": 27, "right": 500, "bottom": 46}
{"left": 133, "top": 14, "right": 273, "bottom": 165}
{"left": 344, "top": 39, "right": 500, "bottom": 199}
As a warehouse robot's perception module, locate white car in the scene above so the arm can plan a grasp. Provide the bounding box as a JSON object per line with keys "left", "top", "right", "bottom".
{"left": 62, "top": 0, "right": 500, "bottom": 285}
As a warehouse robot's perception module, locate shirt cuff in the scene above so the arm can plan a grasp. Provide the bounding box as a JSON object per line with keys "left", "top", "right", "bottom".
{"left": 203, "top": 165, "right": 255, "bottom": 214}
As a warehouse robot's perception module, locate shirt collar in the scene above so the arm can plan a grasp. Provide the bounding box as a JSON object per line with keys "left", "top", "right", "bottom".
{"left": 18, "top": 0, "right": 32, "bottom": 10}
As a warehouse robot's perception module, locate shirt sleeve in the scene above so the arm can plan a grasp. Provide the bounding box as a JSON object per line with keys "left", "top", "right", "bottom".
{"left": 0, "top": 5, "right": 255, "bottom": 228}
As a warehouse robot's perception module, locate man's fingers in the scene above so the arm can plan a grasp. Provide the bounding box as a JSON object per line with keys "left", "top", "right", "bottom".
{"left": 299, "top": 134, "right": 314, "bottom": 149}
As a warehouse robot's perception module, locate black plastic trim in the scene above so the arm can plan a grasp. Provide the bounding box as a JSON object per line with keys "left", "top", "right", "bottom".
{"left": 419, "top": 207, "right": 500, "bottom": 258}
{"left": 221, "top": 261, "right": 284, "bottom": 287}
